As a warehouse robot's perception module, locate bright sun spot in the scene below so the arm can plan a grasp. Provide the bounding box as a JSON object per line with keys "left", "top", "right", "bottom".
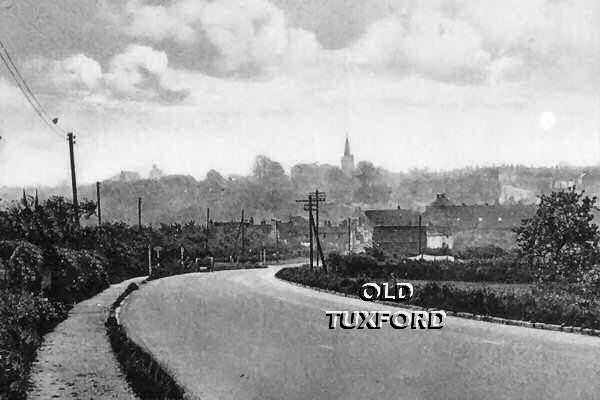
{"left": 539, "top": 111, "right": 556, "bottom": 131}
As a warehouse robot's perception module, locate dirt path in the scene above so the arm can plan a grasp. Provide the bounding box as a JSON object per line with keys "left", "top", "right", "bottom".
{"left": 28, "top": 277, "right": 144, "bottom": 400}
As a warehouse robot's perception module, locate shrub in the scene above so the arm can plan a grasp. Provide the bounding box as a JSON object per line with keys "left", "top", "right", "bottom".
{"left": 457, "top": 245, "right": 508, "bottom": 260}
{"left": 580, "top": 266, "right": 600, "bottom": 298}
{"left": 6, "top": 242, "right": 45, "bottom": 293}
{"left": 276, "top": 266, "right": 600, "bottom": 330}
{"left": 325, "top": 253, "right": 534, "bottom": 284}
{"left": 0, "top": 290, "right": 67, "bottom": 400}
{"left": 0, "top": 241, "right": 18, "bottom": 261}
{"left": 44, "top": 247, "right": 109, "bottom": 304}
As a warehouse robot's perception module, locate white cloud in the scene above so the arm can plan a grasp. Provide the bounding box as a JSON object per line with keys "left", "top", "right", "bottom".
{"left": 24, "top": 54, "right": 103, "bottom": 94}
{"left": 105, "top": 44, "right": 170, "bottom": 95}
{"left": 125, "top": 0, "right": 204, "bottom": 43}
{"left": 112, "top": 0, "right": 322, "bottom": 75}
{"left": 343, "top": 16, "right": 406, "bottom": 70}
{"left": 401, "top": 9, "right": 490, "bottom": 80}
{"left": 489, "top": 56, "right": 526, "bottom": 85}
{"left": 200, "top": 0, "right": 289, "bottom": 71}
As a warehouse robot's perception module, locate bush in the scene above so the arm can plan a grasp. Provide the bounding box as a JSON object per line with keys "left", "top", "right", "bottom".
{"left": 0, "top": 290, "right": 67, "bottom": 400}
{"left": 326, "top": 253, "right": 534, "bottom": 284}
{"left": 4, "top": 242, "right": 45, "bottom": 293}
{"left": 581, "top": 266, "right": 600, "bottom": 298}
{"left": 44, "top": 247, "right": 109, "bottom": 304}
{"left": 457, "top": 245, "right": 508, "bottom": 260}
{"left": 81, "top": 224, "right": 150, "bottom": 283}
{"left": 277, "top": 266, "right": 600, "bottom": 330}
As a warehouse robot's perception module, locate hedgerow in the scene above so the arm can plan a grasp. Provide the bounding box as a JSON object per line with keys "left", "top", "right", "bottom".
{"left": 327, "top": 252, "right": 535, "bottom": 284}
{"left": 277, "top": 266, "right": 600, "bottom": 330}
{"left": 0, "top": 290, "right": 67, "bottom": 400}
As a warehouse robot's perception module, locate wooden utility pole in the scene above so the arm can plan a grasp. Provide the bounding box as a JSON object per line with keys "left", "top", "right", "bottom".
{"left": 67, "top": 132, "right": 79, "bottom": 225}
{"left": 96, "top": 182, "right": 102, "bottom": 225}
{"left": 418, "top": 215, "right": 422, "bottom": 256}
{"left": 348, "top": 217, "right": 352, "bottom": 254}
{"left": 241, "top": 209, "right": 245, "bottom": 260}
{"left": 274, "top": 219, "right": 279, "bottom": 261}
{"left": 148, "top": 245, "right": 152, "bottom": 277}
{"left": 205, "top": 207, "right": 210, "bottom": 252}
{"left": 308, "top": 191, "right": 326, "bottom": 267}
{"left": 310, "top": 213, "right": 327, "bottom": 273}
{"left": 308, "top": 196, "right": 313, "bottom": 269}
{"left": 138, "top": 197, "right": 142, "bottom": 229}
{"left": 297, "top": 191, "right": 326, "bottom": 271}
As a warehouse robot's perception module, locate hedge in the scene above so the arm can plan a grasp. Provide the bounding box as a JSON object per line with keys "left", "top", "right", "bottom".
{"left": 0, "top": 243, "right": 112, "bottom": 399}
{"left": 0, "top": 290, "right": 67, "bottom": 400}
{"left": 43, "top": 247, "right": 109, "bottom": 304}
{"left": 328, "top": 253, "right": 535, "bottom": 284}
{"left": 277, "top": 267, "right": 600, "bottom": 330}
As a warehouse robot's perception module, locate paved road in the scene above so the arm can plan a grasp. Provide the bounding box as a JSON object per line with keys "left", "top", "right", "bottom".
{"left": 121, "top": 266, "right": 600, "bottom": 400}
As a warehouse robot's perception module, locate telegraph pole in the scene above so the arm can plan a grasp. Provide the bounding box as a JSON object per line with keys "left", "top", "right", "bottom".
{"left": 308, "top": 196, "right": 313, "bottom": 269}
{"left": 314, "top": 190, "right": 320, "bottom": 267}
{"left": 241, "top": 209, "right": 245, "bottom": 260}
{"left": 297, "top": 192, "right": 327, "bottom": 271}
{"left": 138, "top": 197, "right": 142, "bottom": 229}
{"left": 275, "top": 219, "right": 279, "bottom": 261}
{"left": 67, "top": 132, "right": 79, "bottom": 225}
{"left": 348, "top": 217, "right": 352, "bottom": 254}
{"left": 96, "top": 182, "right": 102, "bottom": 225}
{"left": 296, "top": 195, "right": 313, "bottom": 269}
{"left": 308, "top": 190, "right": 326, "bottom": 267}
{"left": 205, "top": 207, "right": 210, "bottom": 252}
{"left": 418, "top": 215, "right": 422, "bottom": 256}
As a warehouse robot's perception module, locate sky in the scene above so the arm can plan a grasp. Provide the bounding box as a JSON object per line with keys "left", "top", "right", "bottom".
{"left": 0, "top": 0, "right": 598, "bottom": 186}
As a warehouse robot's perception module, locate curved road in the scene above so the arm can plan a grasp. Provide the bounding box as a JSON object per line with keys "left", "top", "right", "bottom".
{"left": 121, "top": 265, "right": 600, "bottom": 400}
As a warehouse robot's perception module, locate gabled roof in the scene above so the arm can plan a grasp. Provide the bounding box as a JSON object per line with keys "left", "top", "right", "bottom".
{"left": 365, "top": 209, "right": 421, "bottom": 226}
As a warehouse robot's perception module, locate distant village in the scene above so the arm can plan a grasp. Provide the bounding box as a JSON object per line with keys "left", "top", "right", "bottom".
{"left": 6, "top": 137, "right": 600, "bottom": 258}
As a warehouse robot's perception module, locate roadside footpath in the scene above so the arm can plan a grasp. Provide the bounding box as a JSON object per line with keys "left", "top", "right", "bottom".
{"left": 28, "top": 277, "right": 145, "bottom": 400}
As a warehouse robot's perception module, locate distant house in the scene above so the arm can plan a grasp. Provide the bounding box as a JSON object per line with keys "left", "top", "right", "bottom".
{"left": 149, "top": 164, "right": 164, "bottom": 180}
{"left": 372, "top": 225, "right": 426, "bottom": 256}
{"left": 109, "top": 170, "right": 141, "bottom": 182}
{"left": 426, "top": 226, "right": 453, "bottom": 250}
{"left": 364, "top": 208, "right": 421, "bottom": 227}
{"left": 423, "top": 194, "right": 536, "bottom": 250}
{"left": 366, "top": 193, "right": 537, "bottom": 253}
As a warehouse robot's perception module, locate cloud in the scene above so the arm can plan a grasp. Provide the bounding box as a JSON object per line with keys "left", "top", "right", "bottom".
{"left": 401, "top": 9, "right": 490, "bottom": 81}
{"left": 105, "top": 44, "right": 169, "bottom": 94}
{"left": 24, "top": 54, "right": 103, "bottom": 94}
{"left": 341, "top": 7, "right": 490, "bottom": 82}
{"left": 125, "top": 0, "right": 204, "bottom": 43}
{"left": 108, "top": 0, "right": 322, "bottom": 76}
{"left": 20, "top": 45, "right": 189, "bottom": 103}
{"left": 489, "top": 56, "right": 527, "bottom": 85}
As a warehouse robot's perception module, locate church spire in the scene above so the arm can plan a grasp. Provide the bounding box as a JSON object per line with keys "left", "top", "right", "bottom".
{"left": 341, "top": 134, "right": 355, "bottom": 177}
{"left": 344, "top": 135, "right": 351, "bottom": 157}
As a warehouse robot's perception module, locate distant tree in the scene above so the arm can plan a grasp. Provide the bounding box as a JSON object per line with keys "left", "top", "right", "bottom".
{"left": 354, "top": 161, "right": 391, "bottom": 205}
{"left": 515, "top": 190, "right": 599, "bottom": 283}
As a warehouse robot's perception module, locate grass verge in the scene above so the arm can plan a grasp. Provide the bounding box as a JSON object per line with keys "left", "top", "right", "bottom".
{"left": 106, "top": 282, "right": 187, "bottom": 400}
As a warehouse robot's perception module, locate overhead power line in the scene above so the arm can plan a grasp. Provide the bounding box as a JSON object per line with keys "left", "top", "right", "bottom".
{"left": 0, "top": 38, "right": 63, "bottom": 138}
